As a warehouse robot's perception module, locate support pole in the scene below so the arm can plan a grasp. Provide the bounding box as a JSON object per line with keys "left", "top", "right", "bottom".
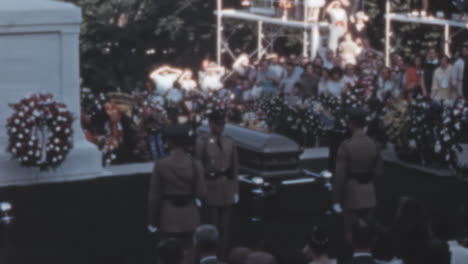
{"left": 303, "top": 5, "right": 308, "bottom": 57}
{"left": 216, "top": 0, "right": 222, "bottom": 65}
{"left": 444, "top": 24, "right": 450, "bottom": 56}
{"left": 384, "top": 0, "right": 391, "bottom": 67}
{"left": 257, "top": 21, "right": 263, "bottom": 60}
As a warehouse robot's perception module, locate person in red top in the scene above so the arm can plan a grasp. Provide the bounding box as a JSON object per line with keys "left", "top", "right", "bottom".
{"left": 404, "top": 56, "right": 427, "bottom": 100}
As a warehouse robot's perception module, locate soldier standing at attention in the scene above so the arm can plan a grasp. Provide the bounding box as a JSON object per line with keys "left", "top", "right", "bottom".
{"left": 332, "top": 108, "right": 382, "bottom": 243}
{"left": 195, "top": 111, "right": 239, "bottom": 258}
{"left": 147, "top": 124, "right": 206, "bottom": 248}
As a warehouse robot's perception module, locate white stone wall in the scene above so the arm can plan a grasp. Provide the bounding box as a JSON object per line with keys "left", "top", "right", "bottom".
{"left": 0, "top": 0, "right": 103, "bottom": 186}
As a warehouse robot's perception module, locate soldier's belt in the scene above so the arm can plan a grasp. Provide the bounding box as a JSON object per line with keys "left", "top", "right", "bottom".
{"left": 162, "top": 194, "right": 194, "bottom": 207}
{"left": 349, "top": 172, "right": 374, "bottom": 184}
{"left": 206, "top": 171, "right": 232, "bottom": 180}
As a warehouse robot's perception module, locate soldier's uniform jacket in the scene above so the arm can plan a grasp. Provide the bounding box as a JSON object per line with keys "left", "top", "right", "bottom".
{"left": 148, "top": 149, "right": 206, "bottom": 233}
{"left": 195, "top": 134, "right": 239, "bottom": 207}
{"left": 332, "top": 130, "right": 382, "bottom": 210}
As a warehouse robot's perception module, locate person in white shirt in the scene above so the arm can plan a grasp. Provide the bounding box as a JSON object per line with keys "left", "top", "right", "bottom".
{"left": 323, "top": 49, "right": 336, "bottom": 70}
{"left": 178, "top": 69, "right": 197, "bottom": 93}
{"left": 377, "top": 67, "right": 400, "bottom": 101}
{"left": 305, "top": 0, "right": 326, "bottom": 22}
{"left": 321, "top": 67, "right": 345, "bottom": 98}
{"left": 431, "top": 55, "right": 454, "bottom": 102}
{"left": 280, "top": 63, "right": 300, "bottom": 95}
{"left": 149, "top": 66, "right": 183, "bottom": 95}
{"left": 342, "top": 64, "right": 358, "bottom": 87}
{"left": 451, "top": 46, "right": 467, "bottom": 99}
{"left": 326, "top": 1, "right": 349, "bottom": 54}
{"left": 339, "top": 33, "right": 360, "bottom": 65}
{"left": 199, "top": 64, "right": 225, "bottom": 92}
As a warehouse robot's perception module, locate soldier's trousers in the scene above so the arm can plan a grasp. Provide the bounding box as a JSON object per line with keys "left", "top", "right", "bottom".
{"left": 203, "top": 206, "right": 232, "bottom": 259}
{"left": 343, "top": 207, "right": 374, "bottom": 243}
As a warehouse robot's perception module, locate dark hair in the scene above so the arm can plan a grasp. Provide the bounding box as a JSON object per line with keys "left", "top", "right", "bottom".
{"left": 305, "top": 226, "right": 330, "bottom": 257}
{"left": 329, "top": 67, "right": 343, "bottom": 78}
{"left": 352, "top": 219, "right": 374, "bottom": 250}
{"left": 372, "top": 229, "right": 397, "bottom": 261}
{"left": 157, "top": 238, "right": 183, "bottom": 264}
{"left": 194, "top": 225, "right": 219, "bottom": 254}
{"left": 393, "top": 197, "right": 432, "bottom": 243}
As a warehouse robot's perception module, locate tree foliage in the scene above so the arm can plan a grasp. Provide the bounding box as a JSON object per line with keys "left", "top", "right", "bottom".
{"left": 64, "top": 0, "right": 216, "bottom": 93}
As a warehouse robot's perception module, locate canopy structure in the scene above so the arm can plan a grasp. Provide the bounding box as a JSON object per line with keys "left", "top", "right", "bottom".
{"left": 384, "top": 0, "right": 468, "bottom": 66}
{"left": 215, "top": 0, "right": 329, "bottom": 65}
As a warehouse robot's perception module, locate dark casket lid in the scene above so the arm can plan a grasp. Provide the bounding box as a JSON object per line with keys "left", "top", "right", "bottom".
{"left": 197, "top": 123, "right": 302, "bottom": 154}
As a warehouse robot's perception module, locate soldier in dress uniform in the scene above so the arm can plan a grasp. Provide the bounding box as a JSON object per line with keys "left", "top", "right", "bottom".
{"left": 147, "top": 124, "right": 206, "bottom": 246}
{"left": 195, "top": 111, "right": 239, "bottom": 258}
{"left": 332, "top": 108, "right": 383, "bottom": 242}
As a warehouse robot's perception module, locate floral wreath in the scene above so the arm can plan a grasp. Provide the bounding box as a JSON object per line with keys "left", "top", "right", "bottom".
{"left": 6, "top": 93, "right": 74, "bottom": 170}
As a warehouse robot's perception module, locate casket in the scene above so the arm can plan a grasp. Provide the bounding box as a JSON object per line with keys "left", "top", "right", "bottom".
{"left": 197, "top": 123, "right": 303, "bottom": 179}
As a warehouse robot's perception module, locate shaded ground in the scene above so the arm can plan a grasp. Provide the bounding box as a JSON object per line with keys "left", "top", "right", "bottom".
{"left": 0, "top": 159, "right": 467, "bottom": 264}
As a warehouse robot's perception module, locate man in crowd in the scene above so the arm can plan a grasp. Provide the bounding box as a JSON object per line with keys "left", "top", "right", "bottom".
{"left": 196, "top": 111, "right": 239, "bottom": 258}
{"left": 344, "top": 219, "right": 377, "bottom": 264}
{"left": 423, "top": 48, "right": 440, "bottom": 96}
{"left": 332, "top": 108, "right": 383, "bottom": 242}
{"left": 194, "top": 225, "right": 223, "bottom": 264}
{"left": 452, "top": 42, "right": 468, "bottom": 99}
{"left": 157, "top": 238, "right": 184, "bottom": 264}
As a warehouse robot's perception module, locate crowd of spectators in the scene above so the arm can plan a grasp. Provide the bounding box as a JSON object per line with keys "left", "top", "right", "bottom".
{"left": 155, "top": 199, "right": 468, "bottom": 264}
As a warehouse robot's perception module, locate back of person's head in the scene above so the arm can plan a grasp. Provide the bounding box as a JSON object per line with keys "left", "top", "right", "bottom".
{"left": 393, "top": 197, "right": 432, "bottom": 242}
{"left": 228, "top": 247, "right": 252, "bottom": 264}
{"left": 351, "top": 218, "right": 374, "bottom": 251}
{"left": 404, "top": 240, "right": 451, "bottom": 264}
{"left": 372, "top": 229, "right": 397, "bottom": 261}
{"left": 194, "top": 225, "right": 219, "bottom": 254}
{"left": 304, "top": 226, "right": 330, "bottom": 257}
{"left": 157, "top": 238, "right": 183, "bottom": 264}
{"left": 245, "top": 251, "right": 276, "bottom": 264}
{"left": 456, "top": 202, "right": 468, "bottom": 243}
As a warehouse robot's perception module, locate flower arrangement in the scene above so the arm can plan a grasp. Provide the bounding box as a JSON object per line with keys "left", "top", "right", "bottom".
{"left": 6, "top": 93, "right": 74, "bottom": 170}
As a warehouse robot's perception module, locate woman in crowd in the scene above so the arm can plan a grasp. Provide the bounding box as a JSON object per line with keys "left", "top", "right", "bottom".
{"left": 377, "top": 67, "right": 400, "bottom": 101}
{"left": 341, "top": 63, "right": 358, "bottom": 87}
{"left": 431, "top": 55, "right": 454, "bottom": 103}
{"left": 319, "top": 67, "right": 345, "bottom": 98}
{"left": 404, "top": 56, "right": 427, "bottom": 99}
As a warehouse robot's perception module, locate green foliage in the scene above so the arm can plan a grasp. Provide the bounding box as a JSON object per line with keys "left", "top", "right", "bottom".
{"left": 64, "top": 0, "right": 216, "bottom": 93}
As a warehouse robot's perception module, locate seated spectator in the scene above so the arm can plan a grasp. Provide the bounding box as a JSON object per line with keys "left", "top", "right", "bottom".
{"left": 344, "top": 219, "right": 377, "bottom": 264}
{"left": 372, "top": 229, "right": 402, "bottom": 264}
{"left": 245, "top": 251, "right": 277, "bottom": 264}
{"left": 228, "top": 247, "right": 252, "bottom": 264}
{"left": 448, "top": 203, "right": 468, "bottom": 264}
{"left": 392, "top": 197, "right": 433, "bottom": 262}
{"left": 157, "top": 238, "right": 184, "bottom": 264}
{"left": 194, "top": 225, "right": 222, "bottom": 264}
{"left": 302, "top": 226, "right": 337, "bottom": 264}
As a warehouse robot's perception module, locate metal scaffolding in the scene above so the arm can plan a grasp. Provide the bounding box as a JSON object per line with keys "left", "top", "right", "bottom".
{"left": 384, "top": 0, "right": 468, "bottom": 66}
{"left": 215, "top": 0, "right": 329, "bottom": 65}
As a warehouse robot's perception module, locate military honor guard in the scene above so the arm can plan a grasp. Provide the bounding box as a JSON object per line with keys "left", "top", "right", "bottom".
{"left": 332, "top": 108, "right": 383, "bottom": 242}
{"left": 195, "top": 111, "right": 239, "bottom": 258}
{"left": 147, "top": 124, "right": 206, "bottom": 245}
